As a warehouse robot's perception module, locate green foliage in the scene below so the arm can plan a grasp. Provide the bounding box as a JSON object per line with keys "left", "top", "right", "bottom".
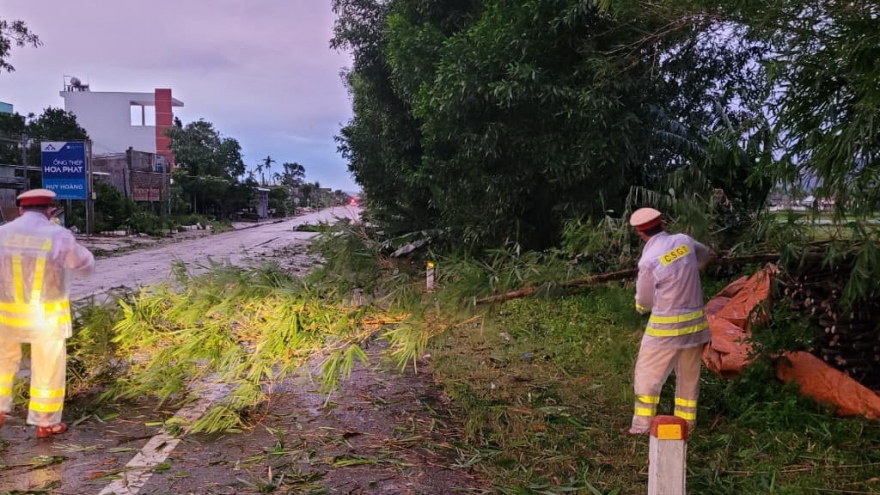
{"left": 690, "top": 0, "right": 880, "bottom": 298}
{"left": 167, "top": 120, "right": 252, "bottom": 218}
{"left": 306, "top": 219, "right": 385, "bottom": 298}
{"left": 276, "top": 162, "right": 305, "bottom": 187}
{"left": 560, "top": 214, "right": 637, "bottom": 272}
{"left": 738, "top": 1, "right": 880, "bottom": 219}
{"left": 268, "top": 186, "right": 291, "bottom": 217}
{"left": 91, "top": 181, "right": 193, "bottom": 236}
{"left": 332, "top": 0, "right": 442, "bottom": 237}
{"left": 0, "top": 110, "right": 26, "bottom": 168}
{"left": 24, "top": 107, "right": 89, "bottom": 142}
{"left": 333, "top": 0, "right": 774, "bottom": 252}
{"left": 124, "top": 209, "right": 169, "bottom": 236}
{"left": 0, "top": 107, "right": 90, "bottom": 188}
{"left": 428, "top": 285, "right": 880, "bottom": 493}
{"left": 67, "top": 297, "right": 127, "bottom": 395}
{"left": 0, "top": 17, "right": 41, "bottom": 73}
{"left": 101, "top": 261, "right": 387, "bottom": 434}
{"left": 435, "top": 244, "right": 580, "bottom": 306}
{"left": 303, "top": 225, "right": 880, "bottom": 492}
{"left": 93, "top": 181, "right": 136, "bottom": 232}
{"left": 257, "top": 155, "right": 275, "bottom": 187}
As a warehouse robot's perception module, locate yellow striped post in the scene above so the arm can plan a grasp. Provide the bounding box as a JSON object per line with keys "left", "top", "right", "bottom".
{"left": 426, "top": 261, "right": 435, "bottom": 292}
{"left": 648, "top": 415, "right": 688, "bottom": 495}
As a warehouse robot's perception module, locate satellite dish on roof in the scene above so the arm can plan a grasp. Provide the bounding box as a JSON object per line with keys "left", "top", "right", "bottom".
{"left": 70, "top": 77, "right": 82, "bottom": 87}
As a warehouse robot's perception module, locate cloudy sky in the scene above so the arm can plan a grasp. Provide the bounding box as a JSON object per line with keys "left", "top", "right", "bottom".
{"left": 0, "top": 0, "right": 358, "bottom": 192}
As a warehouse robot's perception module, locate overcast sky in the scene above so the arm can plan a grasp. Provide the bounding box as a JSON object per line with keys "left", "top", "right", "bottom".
{"left": 0, "top": 1, "right": 358, "bottom": 192}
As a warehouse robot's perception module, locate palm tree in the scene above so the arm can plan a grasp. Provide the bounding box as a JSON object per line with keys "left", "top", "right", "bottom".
{"left": 262, "top": 155, "right": 275, "bottom": 186}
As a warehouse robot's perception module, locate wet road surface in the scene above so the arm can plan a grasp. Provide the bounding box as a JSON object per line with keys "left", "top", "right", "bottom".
{"left": 0, "top": 207, "right": 486, "bottom": 494}
{"left": 0, "top": 345, "right": 482, "bottom": 494}
{"left": 71, "top": 207, "right": 360, "bottom": 300}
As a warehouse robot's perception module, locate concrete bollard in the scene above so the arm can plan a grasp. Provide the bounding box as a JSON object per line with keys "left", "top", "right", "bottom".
{"left": 648, "top": 415, "right": 688, "bottom": 495}
{"left": 426, "top": 261, "right": 435, "bottom": 292}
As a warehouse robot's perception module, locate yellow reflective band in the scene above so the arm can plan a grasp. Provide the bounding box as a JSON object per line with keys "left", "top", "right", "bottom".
{"left": 645, "top": 321, "right": 709, "bottom": 337}
{"left": 11, "top": 254, "right": 24, "bottom": 303}
{"left": 31, "top": 255, "right": 47, "bottom": 303}
{"left": 634, "top": 407, "right": 656, "bottom": 417}
{"left": 0, "top": 386, "right": 12, "bottom": 396}
{"left": 674, "top": 410, "right": 697, "bottom": 420}
{"left": 658, "top": 244, "right": 691, "bottom": 266}
{"left": 649, "top": 310, "right": 705, "bottom": 324}
{"left": 0, "top": 301, "right": 70, "bottom": 313}
{"left": 29, "top": 401, "right": 64, "bottom": 413}
{"left": 30, "top": 388, "right": 65, "bottom": 399}
{"left": 675, "top": 398, "right": 697, "bottom": 408}
{"left": 0, "top": 313, "right": 71, "bottom": 328}
{"left": 635, "top": 303, "right": 649, "bottom": 312}
{"left": 637, "top": 395, "right": 660, "bottom": 404}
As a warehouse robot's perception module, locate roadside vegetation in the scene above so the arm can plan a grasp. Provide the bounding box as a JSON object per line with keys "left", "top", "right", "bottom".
{"left": 4, "top": 0, "right": 879, "bottom": 492}
{"left": 432, "top": 290, "right": 880, "bottom": 494}
{"left": 303, "top": 222, "right": 880, "bottom": 493}
{"left": 50, "top": 213, "right": 880, "bottom": 493}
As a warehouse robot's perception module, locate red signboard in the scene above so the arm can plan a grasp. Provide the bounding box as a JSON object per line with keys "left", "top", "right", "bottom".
{"left": 133, "top": 187, "right": 162, "bottom": 202}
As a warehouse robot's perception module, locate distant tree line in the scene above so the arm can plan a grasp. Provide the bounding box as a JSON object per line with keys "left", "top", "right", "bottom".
{"left": 168, "top": 119, "right": 348, "bottom": 220}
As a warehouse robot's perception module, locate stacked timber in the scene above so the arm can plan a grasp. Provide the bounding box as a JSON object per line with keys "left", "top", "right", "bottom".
{"left": 780, "top": 262, "right": 880, "bottom": 391}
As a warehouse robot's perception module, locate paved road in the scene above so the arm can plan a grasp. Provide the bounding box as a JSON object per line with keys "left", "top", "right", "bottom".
{"left": 0, "top": 204, "right": 484, "bottom": 495}
{"left": 71, "top": 206, "right": 359, "bottom": 300}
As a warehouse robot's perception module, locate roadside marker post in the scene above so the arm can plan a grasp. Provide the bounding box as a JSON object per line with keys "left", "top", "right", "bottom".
{"left": 426, "top": 261, "right": 435, "bottom": 292}
{"left": 648, "top": 415, "right": 688, "bottom": 495}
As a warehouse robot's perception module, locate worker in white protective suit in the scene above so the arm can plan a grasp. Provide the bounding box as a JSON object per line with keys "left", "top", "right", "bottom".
{"left": 0, "top": 189, "right": 94, "bottom": 439}
{"left": 628, "top": 207, "right": 710, "bottom": 435}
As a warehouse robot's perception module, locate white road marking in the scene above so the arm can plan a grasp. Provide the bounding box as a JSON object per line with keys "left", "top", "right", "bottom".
{"left": 86, "top": 208, "right": 361, "bottom": 493}
{"left": 97, "top": 384, "right": 229, "bottom": 495}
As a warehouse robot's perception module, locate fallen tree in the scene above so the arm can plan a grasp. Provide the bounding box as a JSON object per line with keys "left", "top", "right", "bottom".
{"left": 475, "top": 252, "right": 813, "bottom": 304}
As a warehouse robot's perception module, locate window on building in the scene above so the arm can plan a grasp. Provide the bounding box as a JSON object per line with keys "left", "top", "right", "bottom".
{"left": 155, "top": 155, "right": 169, "bottom": 173}
{"left": 130, "top": 104, "right": 157, "bottom": 126}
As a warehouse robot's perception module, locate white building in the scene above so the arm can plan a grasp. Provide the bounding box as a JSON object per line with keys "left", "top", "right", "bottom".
{"left": 59, "top": 77, "right": 183, "bottom": 167}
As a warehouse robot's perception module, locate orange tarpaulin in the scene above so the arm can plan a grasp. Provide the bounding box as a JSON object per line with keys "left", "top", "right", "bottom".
{"left": 777, "top": 351, "right": 880, "bottom": 419}
{"left": 702, "top": 264, "right": 880, "bottom": 419}
{"left": 702, "top": 268, "right": 773, "bottom": 377}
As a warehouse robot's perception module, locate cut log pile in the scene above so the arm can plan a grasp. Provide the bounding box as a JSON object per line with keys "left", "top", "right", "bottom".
{"left": 780, "top": 263, "right": 880, "bottom": 391}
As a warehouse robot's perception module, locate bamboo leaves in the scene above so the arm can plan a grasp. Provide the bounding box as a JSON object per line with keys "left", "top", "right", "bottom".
{"left": 81, "top": 261, "right": 396, "bottom": 435}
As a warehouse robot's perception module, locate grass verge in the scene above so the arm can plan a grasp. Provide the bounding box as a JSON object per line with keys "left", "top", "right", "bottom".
{"left": 429, "top": 285, "right": 880, "bottom": 494}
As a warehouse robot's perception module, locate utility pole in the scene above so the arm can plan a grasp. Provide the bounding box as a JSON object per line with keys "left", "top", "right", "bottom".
{"left": 86, "top": 140, "right": 93, "bottom": 235}
{"left": 20, "top": 134, "right": 28, "bottom": 191}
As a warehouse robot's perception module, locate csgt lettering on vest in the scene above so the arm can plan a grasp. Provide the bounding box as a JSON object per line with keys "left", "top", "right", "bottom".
{"left": 659, "top": 244, "right": 691, "bottom": 266}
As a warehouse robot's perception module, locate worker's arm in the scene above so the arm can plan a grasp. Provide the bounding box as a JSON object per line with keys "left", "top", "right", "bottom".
{"left": 634, "top": 265, "right": 654, "bottom": 314}
{"left": 57, "top": 231, "right": 95, "bottom": 275}
{"left": 693, "top": 240, "right": 711, "bottom": 270}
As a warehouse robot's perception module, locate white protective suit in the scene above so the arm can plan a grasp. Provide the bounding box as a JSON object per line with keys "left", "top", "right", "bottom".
{"left": 631, "top": 231, "right": 710, "bottom": 431}
{"left": 0, "top": 211, "right": 94, "bottom": 427}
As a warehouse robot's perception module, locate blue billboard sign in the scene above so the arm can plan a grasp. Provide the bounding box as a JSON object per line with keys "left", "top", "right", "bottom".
{"left": 41, "top": 141, "right": 88, "bottom": 200}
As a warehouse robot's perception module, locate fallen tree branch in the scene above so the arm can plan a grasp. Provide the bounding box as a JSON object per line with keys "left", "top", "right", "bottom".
{"left": 475, "top": 268, "right": 638, "bottom": 304}
{"left": 475, "top": 252, "right": 826, "bottom": 305}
